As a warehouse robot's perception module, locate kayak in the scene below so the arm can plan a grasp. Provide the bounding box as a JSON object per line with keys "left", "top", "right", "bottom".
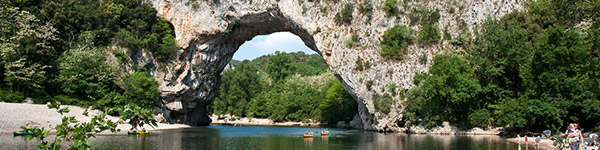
{"left": 127, "top": 131, "right": 149, "bottom": 135}
{"left": 13, "top": 131, "right": 34, "bottom": 136}
{"left": 303, "top": 134, "right": 314, "bottom": 138}
{"left": 321, "top": 132, "right": 329, "bottom": 136}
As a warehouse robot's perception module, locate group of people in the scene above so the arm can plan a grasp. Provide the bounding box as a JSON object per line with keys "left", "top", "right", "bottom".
{"left": 305, "top": 129, "right": 329, "bottom": 135}
{"left": 518, "top": 123, "right": 599, "bottom": 150}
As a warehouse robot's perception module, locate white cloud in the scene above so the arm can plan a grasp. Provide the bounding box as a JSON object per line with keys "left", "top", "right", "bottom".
{"left": 248, "top": 32, "right": 312, "bottom": 53}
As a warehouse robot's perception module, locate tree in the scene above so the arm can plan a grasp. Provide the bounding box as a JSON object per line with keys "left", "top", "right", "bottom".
{"left": 0, "top": 7, "right": 57, "bottom": 95}
{"left": 319, "top": 79, "right": 357, "bottom": 124}
{"left": 123, "top": 71, "right": 160, "bottom": 109}
{"left": 265, "top": 51, "right": 296, "bottom": 82}
{"left": 523, "top": 26, "right": 595, "bottom": 129}
{"left": 57, "top": 33, "right": 114, "bottom": 103}
{"left": 406, "top": 54, "right": 481, "bottom": 127}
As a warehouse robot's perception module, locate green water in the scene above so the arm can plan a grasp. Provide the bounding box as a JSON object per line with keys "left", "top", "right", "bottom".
{"left": 1, "top": 125, "right": 518, "bottom": 150}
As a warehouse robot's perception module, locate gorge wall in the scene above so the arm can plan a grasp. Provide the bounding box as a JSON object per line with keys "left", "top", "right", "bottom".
{"left": 143, "top": 0, "right": 525, "bottom": 131}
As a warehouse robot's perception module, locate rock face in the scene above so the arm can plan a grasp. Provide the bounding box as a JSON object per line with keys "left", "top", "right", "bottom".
{"left": 144, "top": 0, "right": 525, "bottom": 130}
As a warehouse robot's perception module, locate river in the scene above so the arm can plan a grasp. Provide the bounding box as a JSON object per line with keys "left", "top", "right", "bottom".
{"left": 1, "top": 125, "right": 519, "bottom": 150}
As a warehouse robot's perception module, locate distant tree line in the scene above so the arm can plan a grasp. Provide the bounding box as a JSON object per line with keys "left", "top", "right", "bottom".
{"left": 210, "top": 51, "right": 358, "bottom": 124}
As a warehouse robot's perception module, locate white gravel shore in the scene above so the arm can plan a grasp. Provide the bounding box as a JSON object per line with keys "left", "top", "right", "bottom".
{"left": 0, "top": 102, "right": 189, "bottom": 135}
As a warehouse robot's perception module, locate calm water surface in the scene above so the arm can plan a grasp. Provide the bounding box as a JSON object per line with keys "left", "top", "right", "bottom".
{"left": 1, "top": 125, "right": 519, "bottom": 150}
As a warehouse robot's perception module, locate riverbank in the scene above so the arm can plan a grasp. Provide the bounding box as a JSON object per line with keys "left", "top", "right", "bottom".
{"left": 0, "top": 102, "right": 189, "bottom": 135}
{"left": 209, "top": 115, "right": 324, "bottom": 127}
{"left": 506, "top": 136, "right": 599, "bottom": 150}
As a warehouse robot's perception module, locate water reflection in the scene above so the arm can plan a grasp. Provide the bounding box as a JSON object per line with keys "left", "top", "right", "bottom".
{"left": 1, "top": 126, "right": 518, "bottom": 150}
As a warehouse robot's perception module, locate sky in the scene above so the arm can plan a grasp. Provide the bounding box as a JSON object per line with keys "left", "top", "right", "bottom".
{"left": 232, "top": 32, "right": 316, "bottom": 61}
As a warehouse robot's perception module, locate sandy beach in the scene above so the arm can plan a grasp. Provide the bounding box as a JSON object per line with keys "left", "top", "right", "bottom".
{"left": 0, "top": 102, "right": 189, "bottom": 135}
{"left": 506, "top": 136, "right": 598, "bottom": 150}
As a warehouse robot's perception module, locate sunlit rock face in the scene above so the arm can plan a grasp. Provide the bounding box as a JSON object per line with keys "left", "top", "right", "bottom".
{"left": 145, "top": 0, "right": 524, "bottom": 130}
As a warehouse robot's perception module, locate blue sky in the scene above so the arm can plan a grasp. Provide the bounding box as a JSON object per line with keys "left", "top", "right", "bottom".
{"left": 232, "top": 32, "right": 316, "bottom": 61}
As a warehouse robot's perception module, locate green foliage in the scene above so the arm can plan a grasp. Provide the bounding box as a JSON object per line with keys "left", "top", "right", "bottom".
{"left": 345, "top": 33, "right": 359, "bottom": 47}
{"left": 265, "top": 51, "right": 297, "bottom": 82}
{"left": 373, "top": 93, "right": 393, "bottom": 114}
{"left": 383, "top": 0, "right": 399, "bottom": 17}
{"left": 380, "top": 25, "right": 415, "bottom": 60}
{"left": 7, "top": 0, "right": 177, "bottom": 63}
{"left": 22, "top": 102, "right": 120, "bottom": 150}
{"left": 119, "top": 104, "right": 158, "bottom": 130}
{"left": 0, "top": 1, "right": 171, "bottom": 110}
{"left": 224, "top": 20, "right": 236, "bottom": 37}
{"left": 358, "top": 0, "right": 373, "bottom": 21}
{"left": 355, "top": 56, "right": 365, "bottom": 71}
{"left": 405, "top": 0, "right": 600, "bottom": 130}
{"left": 335, "top": 3, "right": 354, "bottom": 25}
{"left": 123, "top": 71, "right": 160, "bottom": 109}
{"left": 366, "top": 80, "right": 374, "bottom": 91}
{"left": 319, "top": 79, "right": 358, "bottom": 124}
{"left": 212, "top": 52, "right": 357, "bottom": 124}
{"left": 409, "top": 4, "right": 439, "bottom": 26}
{"left": 57, "top": 34, "right": 114, "bottom": 102}
{"left": 418, "top": 22, "right": 440, "bottom": 44}
{"left": 469, "top": 109, "right": 492, "bottom": 128}
{"left": 0, "top": 7, "right": 56, "bottom": 95}
{"left": 0, "top": 89, "right": 24, "bottom": 103}
{"left": 406, "top": 54, "right": 481, "bottom": 126}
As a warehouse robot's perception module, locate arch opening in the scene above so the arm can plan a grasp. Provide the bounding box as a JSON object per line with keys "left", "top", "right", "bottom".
{"left": 208, "top": 31, "right": 359, "bottom": 127}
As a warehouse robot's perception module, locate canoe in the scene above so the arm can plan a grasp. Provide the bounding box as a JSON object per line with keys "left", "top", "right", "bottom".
{"left": 321, "top": 132, "right": 329, "bottom": 136}
{"left": 303, "top": 134, "right": 314, "bottom": 138}
{"left": 13, "top": 131, "right": 33, "bottom": 136}
{"left": 127, "top": 131, "right": 149, "bottom": 135}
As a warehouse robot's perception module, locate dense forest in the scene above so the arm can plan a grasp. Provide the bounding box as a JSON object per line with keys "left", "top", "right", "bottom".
{"left": 210, "top": 51, "right": 358, "bottom": 125}
{"left": 0, "top": 0, "right": 172, "bottom": 109}
{"left": 400, "top": 0, "right": 600, "bottom": 131}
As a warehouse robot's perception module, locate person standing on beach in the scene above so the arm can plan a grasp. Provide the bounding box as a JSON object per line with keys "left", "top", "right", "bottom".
{"left": 567, "top": 123, "right": 584, "bottom": 150}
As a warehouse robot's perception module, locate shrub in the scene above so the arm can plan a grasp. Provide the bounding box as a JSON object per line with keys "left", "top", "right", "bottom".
{"left": 113, "top": 49, "right": 128, "bottom": 63}
{"left": 418, "top": 22, "right": 441, "bottom": 44}
{"left": 374, "top": 93, "right": 393, "bottom": 114}
{"left": 366, "top": 80, "right": 374, "bottom": 91}
{"left": 335, "top": 3, "right": 354, "bottom": 25}
{"left": 0, "top": 89, "right": 24, "bottom": 103}
{"left": 355, "top": 56, "right": 365, "bottom": 71}
{"left": 409, "top": 4, "right": 439, "bottom": 25}
{"left": 380, "top": 25, "right": 415, "bottom": 60}
{"left": 345, "top": 33, "right": 359, "bottom": 47}
{"left": 359, "top": 0, "right": 373, "bottom": 21}
{"left": 469, "top": 109, "right": 492, "bottom": 128}
{"left": 224, "top": 20, "right": 236, "bottom": 37}
{"left": 383, "top": 0, "right": 399, "bottom": 17}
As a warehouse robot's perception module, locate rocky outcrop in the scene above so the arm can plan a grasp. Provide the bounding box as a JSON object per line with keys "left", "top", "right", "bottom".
{"left": 144, "top": 0, "right": 525, "bottom": 130}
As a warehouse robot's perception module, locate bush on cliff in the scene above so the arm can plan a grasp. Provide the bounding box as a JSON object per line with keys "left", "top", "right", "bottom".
{"left": 380, "top": 25, "right": 415, "bottom": 60}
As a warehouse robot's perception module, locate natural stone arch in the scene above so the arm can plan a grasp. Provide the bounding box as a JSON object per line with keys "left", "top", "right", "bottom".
{"left": 146, "top": 0, "right": 525, "bottom": 130}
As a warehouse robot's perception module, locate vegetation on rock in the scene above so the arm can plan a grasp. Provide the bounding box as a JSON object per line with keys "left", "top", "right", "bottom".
{"left": 380, "top": 25, "right": 415, "bottom": 60}
{"left": 335, "top": 3, "right": 354, "bottom": 25}
{"left": 405, "top": 0, "right": 600, "bottom": 130}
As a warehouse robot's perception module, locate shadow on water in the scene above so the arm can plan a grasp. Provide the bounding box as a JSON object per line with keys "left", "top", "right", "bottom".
{"left": 0, "top": 125, "right": 518, "bottom": 150}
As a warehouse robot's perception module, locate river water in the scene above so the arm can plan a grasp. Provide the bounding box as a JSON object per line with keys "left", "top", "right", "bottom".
{"left": 1, "top": 125, "right": 519, "bottom": 150}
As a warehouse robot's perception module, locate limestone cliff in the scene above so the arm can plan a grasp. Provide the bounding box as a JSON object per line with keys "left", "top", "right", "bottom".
{"left": 143, "top": 0, "right": 525, "bottom": 131}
